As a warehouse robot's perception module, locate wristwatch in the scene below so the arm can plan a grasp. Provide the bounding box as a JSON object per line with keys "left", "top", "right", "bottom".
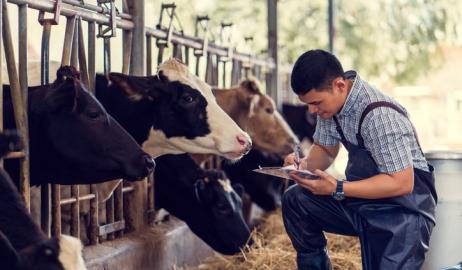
{"left": 332, "top": 179, "right": 345, "bottom": 201}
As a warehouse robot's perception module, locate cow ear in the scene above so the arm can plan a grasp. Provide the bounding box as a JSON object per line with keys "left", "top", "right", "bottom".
{"left": 0, "top": 231, "right": 19, "bottom": 268}
{"left": 109, "top": 73, "right": 157, "bottom": 101}
{"left": 232, "top": 183, "right": 245, "bottom": 197}
{"left": 45, "top": 77, "right": 80, "bottom": 113}
{"left": 239, "top": 79, "right": 261, "bottom": 95}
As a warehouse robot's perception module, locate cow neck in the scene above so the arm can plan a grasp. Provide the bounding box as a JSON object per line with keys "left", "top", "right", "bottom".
{"left": 95, "top": 74, "right": 152, "bottom": 145}
{"left": 0, "top": 169, "right": 46, "bottom": 251}
{"left": 27, "top": 86, "right": 64, "bottom": 184}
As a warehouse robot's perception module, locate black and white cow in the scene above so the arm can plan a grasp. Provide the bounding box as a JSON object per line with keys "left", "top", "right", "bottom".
{"left": 154, "top": 154, "right": 251, "bottom": 255}
{"left": 222, "top": 149, "right": 285, "bottom": 211}
{"left": 3, "top": 66, "right": 154, "bottom": 185}
{"left": 0, "top": 131, "right": 86, "bottom": 270}
{"left": 96, "top": 58, "right": 252, "bottom": 159}
{"left": 281, "top": 103, "right": 317, "bottom": 143}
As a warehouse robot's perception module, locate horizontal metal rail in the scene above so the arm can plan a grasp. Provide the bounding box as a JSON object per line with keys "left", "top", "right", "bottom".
{"left": 146, "top": 26, "right": 275, "bottom": 69}
{"left": 7, "top": 0, "right": 134, "bottom": 30}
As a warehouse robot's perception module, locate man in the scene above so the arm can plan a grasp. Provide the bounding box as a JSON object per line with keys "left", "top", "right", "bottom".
{"left": 282, "top": 49, "right": 437, "bottom": 270}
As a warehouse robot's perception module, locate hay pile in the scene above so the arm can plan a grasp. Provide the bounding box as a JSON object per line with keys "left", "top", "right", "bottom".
{"left": 178, "top": 210, "right": 361, "bottom": 270}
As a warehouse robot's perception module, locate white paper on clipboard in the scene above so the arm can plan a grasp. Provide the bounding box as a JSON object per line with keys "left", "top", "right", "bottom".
{"left": 253, "top": 165, "right": 320, "bottom": 180}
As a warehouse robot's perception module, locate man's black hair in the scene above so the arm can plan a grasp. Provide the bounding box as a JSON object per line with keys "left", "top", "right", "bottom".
{"left": 290, "top": 49, "right": 344, "bottom": 95}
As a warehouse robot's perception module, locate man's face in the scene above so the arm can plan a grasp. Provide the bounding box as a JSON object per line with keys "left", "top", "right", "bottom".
{"left": 298, "top": 77, "right": 349, "bottom": 120}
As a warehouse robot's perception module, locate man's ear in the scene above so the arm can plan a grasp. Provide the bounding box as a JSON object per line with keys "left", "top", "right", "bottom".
{"left": 109, "top": 73, "right": 157, "bottom": 101}
{"left": 0, "top": 231, "right": 19, "bottom": 269}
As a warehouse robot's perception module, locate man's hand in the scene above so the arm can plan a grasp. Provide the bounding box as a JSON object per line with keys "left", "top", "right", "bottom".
{"left": 284, "top": 153, "right": 306, "bottom": 169}
{"left": 289, "top": 169, "right": 337, "bottom": 196}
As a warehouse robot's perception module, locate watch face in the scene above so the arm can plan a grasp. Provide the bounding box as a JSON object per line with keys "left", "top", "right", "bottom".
{"left": 334, "top": 192, "right": 345, "bottom": 200}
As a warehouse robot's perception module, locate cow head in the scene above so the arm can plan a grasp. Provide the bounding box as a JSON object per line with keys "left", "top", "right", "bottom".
{"left": 106, "top": 59, "right": 251, "bottom": 160}
{"left": 0, "top": 232, "right": 86, "bottom": 270}
{"left": 214, "top": 79, "right": 298, "bottom": 157}
{"left": 192, "top": 170, "right": 251, "bottom": 254}
{"left": 154, "top": 154, "right": 251, "bottom": 255}
{"left": 29, "top": 66, "right": 154, "bottom": 184}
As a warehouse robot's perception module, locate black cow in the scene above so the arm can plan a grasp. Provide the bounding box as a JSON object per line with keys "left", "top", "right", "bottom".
{"left": 3, "top": 66, "right": 154, "bottom": 185}
{"left": 281, "top": 103, "right": 317, "bottom": 143}
{"left": 95, "top": 59, "right": 251, "bottom": 160}
{"left": 0, "top": 131, "right": 86, "bottom": 270}
{"left": 222, "top": 149, "right": 285, "bottom": 211}
{"left": 154, "top": 154, "right": 251, "bottom": 255}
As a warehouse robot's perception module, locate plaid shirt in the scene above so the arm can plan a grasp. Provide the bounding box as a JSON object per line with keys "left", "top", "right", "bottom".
{"left": 313, "top": 71, "right": 429, "bottom": 173}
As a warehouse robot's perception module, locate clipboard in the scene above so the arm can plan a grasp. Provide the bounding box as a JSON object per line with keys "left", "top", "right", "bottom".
{"left": 253, "top": 165, "right": 320, "bottom": 180}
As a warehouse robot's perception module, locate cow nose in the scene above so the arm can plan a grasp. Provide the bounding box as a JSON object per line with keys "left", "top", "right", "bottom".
{"left": 236, "top": 134, "right": 248, "bottom": 146}
{"left": 236, "top": 134, "right": 252, "bottom": 155}
{"left": 143, "top": 155, "right": 156, "bottom": 172}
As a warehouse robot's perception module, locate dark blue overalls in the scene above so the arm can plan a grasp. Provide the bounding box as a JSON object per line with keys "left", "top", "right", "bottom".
{"left": 282, "top": 101, "right": 437, "bottom": 270}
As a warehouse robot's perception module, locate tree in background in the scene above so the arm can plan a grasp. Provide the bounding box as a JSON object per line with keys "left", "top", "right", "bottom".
{"left": 146, "top": 0, "right": 461, "bottom": 85}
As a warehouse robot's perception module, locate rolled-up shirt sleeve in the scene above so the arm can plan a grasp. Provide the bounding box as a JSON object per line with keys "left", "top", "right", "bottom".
{"left": 313, "top": 117, "right": 340, "bottom": 146}
{"left": 362, "top": 110, "right": 414, "bottom": 173}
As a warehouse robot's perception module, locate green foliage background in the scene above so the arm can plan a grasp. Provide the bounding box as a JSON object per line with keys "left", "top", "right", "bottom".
{"left": 147, "top": 0, "right": 462, "bottom": 84}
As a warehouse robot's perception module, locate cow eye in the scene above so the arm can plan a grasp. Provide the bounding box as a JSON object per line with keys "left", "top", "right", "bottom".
{"left": 265, "top": 107, "right": 274, "bottom": 114}
{"left": 88, "top": 111, "right": 100, "bottom": 119}
{"left": 182, "top": 95, "right": 194, "bottom": 103}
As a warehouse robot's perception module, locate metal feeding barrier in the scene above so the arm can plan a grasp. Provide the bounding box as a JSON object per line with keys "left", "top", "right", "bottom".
{"left": 1, "top": 0, "right": 289, "bottom": 247}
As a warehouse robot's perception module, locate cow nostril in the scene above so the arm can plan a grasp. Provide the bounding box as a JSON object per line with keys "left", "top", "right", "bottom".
{"left": 236, "top": 135, "right": 248, "bottom": 146}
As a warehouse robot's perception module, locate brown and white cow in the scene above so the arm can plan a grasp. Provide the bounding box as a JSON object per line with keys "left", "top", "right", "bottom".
{"left": 212, "top": 79, "right": 298, "bottom": 157}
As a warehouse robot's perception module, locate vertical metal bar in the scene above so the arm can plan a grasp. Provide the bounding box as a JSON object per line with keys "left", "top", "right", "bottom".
{"left": 40, "top": 23, "right": 51, "bottom": 85}
{"left": 18, "top": 3, "right": 30, "bottom": 209}
{"left": 195, "top": 55, "right": 201, "bottom": 77}
{"left": 205, "top": 53, "right": 213, "bottom": 84}
{"left": 2, "top": 0, "right": 29, "bottom": 208}
{"left": 157, "top": 43, "right": 165, "bottom": 66}
{"left": 184, "top": 46, "right": 189, "bottom": 66}
{"left": 267, "top": 0, "right": 279, "bottom": 107}
{"left": 114, "top": 182, "right": 123, "bottom": 238}
{"left": 328, "top": 0, "right": 334, "bottom": 53}
{"left": 71, "top": 19, "right": 79, "bottom": 69}
{"left": 172, "top": 42, "right": 183, "bottom": 61}
{"left": 38, "top": 15, "right": 52, "bottom": 235}
{"left": 41, "top": 184, "right": 50, "bottom": 235}
{"left": 51, "top": 184, "right": 61, "bottom": 236}
{"left": 18, "top": 4, "right": 27, "bottom": 104}
{"left": 122, "top": 30, "right": 132, "bottom": 74}
{"left": 128, "top": 0, "right": 144, "bottom": 75}
{"left": 103, "top": 37, "right": 111, "bottom": 75}
{"left": 88, "top": 22, "right": 96, "bottom": 92}
{"left": 77, "top": 17, "right": 89, "bottom": 88}
{"left": 147, "top": 173, "right": 154, "bottom": 223}
{"left": 61, "top": 16, "right": 76, "bottom": 66}
{"left": 222, "top": 61, "right": 226, "bottom": 88}
{"left": 70, "top": 185, "right": 80, "bottom": 237}
{"left": 89, "top": 184, "right": 99, "bottom": 245}
{"left": 146, "top": 35, "right": 152, "bottom": 75}
{"left": 105, "top": 196, "right": 114, "bottom": 240}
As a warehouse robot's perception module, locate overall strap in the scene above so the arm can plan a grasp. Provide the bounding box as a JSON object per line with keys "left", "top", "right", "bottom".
{"left": 357, "top": 101, "right": 423, "bottom": 154}
{"left": 333, "top": 116, "right": 350, "bottom": 151}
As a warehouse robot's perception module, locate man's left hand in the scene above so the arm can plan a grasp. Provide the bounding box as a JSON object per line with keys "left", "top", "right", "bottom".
{"left": 289, "top": 169, "right": 337, "bottom": 195}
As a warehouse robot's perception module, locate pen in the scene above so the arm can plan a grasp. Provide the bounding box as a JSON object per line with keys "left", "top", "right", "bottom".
{"left": 294, "top": 144, "right": 301, "bottom": 170}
